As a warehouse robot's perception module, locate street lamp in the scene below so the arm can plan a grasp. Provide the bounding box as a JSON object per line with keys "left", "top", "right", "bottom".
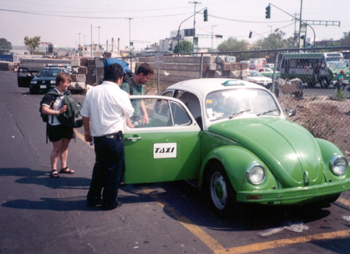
{"left": 95, "top": 26, "right": 101, "bottom": 51}
{"left": 211, "top": 25, "right": 217, "bottom": 50}
{"left": 125, "top": 18, "right": 133, "bottom": 50}
{"left": 189, "top": 1, "right": 201, "bottom": 51}
{"left": 267, "top": 25, "right": 272, "bottom": 34}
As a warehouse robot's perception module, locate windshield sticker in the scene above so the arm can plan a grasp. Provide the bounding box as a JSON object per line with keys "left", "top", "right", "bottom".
{"left": 153, "top": 143, "right": 177, "bottom": 159}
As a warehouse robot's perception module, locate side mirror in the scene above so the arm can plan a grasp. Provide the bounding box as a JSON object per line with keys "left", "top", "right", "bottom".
{"left": 288, "top": 108, "right": 296, "bottom": 117}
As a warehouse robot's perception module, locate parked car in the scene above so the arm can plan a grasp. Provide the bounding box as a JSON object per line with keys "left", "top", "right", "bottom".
{"left": 17, "top": 65, "right": 71, "bottom": 94}
{"left": 258, "top": 67, "right": 280, "bottom": 79}
{"left": 264, "top": 63, "right": 275, "bottom": 70}
{"left": 123, "top": 78, "right": 350, "bottom": 217}
{"left": 243, "top": 71, "right": 272, "bottom": 89}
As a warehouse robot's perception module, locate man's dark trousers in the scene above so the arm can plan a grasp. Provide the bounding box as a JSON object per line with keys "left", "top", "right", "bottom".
{"left": 87, "top": 132, "right": 124, "bottom": 207}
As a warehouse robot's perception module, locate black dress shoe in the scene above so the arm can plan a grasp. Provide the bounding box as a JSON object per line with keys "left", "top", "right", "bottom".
{"left": 101, "top": 201, "right": 122, "bottom": 211}
{"left": 87, "top": 198, "right": 102, "bottom": 207}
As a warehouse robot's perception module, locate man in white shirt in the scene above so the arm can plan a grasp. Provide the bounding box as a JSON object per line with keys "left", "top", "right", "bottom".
{"left": 81, "top": 63, "right": 134, "bottom": 210}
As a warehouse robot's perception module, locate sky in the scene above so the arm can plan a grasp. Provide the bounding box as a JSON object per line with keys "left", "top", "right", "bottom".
{"left": 1, "top": 0, "right": 349, "bottom": 51}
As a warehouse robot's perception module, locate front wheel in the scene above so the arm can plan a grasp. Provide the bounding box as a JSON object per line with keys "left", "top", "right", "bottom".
{"left": 312, "top": 193, "right": 340, "bottom": 208}
{"left": 321, "top": 78, "right": 330, "bottom": 89}
{"left": 29, "top": 85, "right": 37, "bottom": 94}
{"left": 205, "top": 163, "right": 236, "bottom": 217}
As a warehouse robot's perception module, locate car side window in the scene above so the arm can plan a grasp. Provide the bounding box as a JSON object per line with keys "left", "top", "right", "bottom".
{"left": 176, "top": 91, "right": 203, "bottom": 130}
{"left": 128, "top": 98, "right": 192, "bottom": 129}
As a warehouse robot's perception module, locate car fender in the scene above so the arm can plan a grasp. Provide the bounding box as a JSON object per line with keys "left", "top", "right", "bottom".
{"left": 316, "top": 138, "right": 350, "bottom": 179}
{"left": 198, "top": 145, "right": 278, "bottom": 192}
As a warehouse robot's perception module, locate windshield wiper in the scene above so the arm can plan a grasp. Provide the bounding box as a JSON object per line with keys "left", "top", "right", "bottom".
{"left": 257, "top": 109, "right": 278, "bottom": 116}
{"left": 229, "top": 109, "right": 251, "bottom": 119}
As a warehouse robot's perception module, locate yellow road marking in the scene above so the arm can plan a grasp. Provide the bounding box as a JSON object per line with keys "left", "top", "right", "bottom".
{"left": 76, "top": 132, "right": 350, "bottom": 253}
{"left": 217, "top": 229, "right": 350, "bottom": 254}
{"left": 337, "top": 197, "right": 350, "bottom": 207}
{"left": 142, "top": 186, "right": 225, "bottom": 252}
{"left": 74, "top": 129, "right": 88, "bottom": 144}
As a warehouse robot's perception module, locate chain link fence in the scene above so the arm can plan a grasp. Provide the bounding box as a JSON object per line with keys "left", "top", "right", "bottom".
{"left": 138, "top": 46, "right": 350, "bottom": 152}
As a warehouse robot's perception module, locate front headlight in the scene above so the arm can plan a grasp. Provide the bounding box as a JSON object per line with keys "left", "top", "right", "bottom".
{"left": 50, "top": 80, "right": 56, "bottom": 84}
{"left": 330, "top": 155, "right": 348, "bottom": 176}
{"left": 31, "top": 81, "right": 37, "bottom": 84}
{"left": 247, "top": 163, "right": 266, "bottom": 185}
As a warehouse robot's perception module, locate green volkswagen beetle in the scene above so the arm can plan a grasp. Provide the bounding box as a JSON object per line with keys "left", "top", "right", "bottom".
{"left": 124, "top": 78, "right": 350, "bottom": 216}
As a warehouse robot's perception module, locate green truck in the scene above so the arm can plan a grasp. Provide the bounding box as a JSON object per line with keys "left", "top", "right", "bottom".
{"left": 279, "top": 52, "right": 349, "bottom": 88}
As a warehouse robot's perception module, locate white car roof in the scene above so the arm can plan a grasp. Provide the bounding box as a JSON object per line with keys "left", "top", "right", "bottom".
{"left": 166, "top": 78, "right": 267, "bottom": 101}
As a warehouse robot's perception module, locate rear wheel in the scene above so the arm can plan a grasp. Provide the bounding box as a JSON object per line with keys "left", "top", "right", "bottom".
{"left": 307, "top": 82, "right": 316, "bottom": 88}
{"left": 320, "top": 78, "right": 330, "bottom": 89}
{"left": 205, "top": 162, "right": 236, "bottom": 217}
{"left": 29, "top": 85, "right": 37, "bottom": 94}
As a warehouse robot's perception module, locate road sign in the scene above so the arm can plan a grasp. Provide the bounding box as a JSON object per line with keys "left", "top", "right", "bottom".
{"left": 154, "top": 54, "right": 164, "bottom": 69}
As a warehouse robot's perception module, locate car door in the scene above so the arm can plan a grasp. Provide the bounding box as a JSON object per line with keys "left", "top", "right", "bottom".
{"left": 124, "top": 95, "right": 201, "bottom": 184}
{"left": 17, "top": 67, "right": 34, "bottom": 88}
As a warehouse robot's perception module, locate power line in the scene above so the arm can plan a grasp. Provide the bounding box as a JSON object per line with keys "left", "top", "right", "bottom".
{"left": 0, "top": 7, "right": 294, "bottom": 24}
{"left": 209, "top": 14, "right": 292, "bottom": 24}
{"left": 0, "top": 8, "right": 191, "bottom": 19}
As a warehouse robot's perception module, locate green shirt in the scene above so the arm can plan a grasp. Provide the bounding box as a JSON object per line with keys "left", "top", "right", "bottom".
{"left": 120, "top": 78, "right": 145, "bottom": 118}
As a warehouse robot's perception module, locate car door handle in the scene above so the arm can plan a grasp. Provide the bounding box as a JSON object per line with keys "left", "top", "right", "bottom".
{"left": 125, "top": 137, "right": 142, "bottom": 141}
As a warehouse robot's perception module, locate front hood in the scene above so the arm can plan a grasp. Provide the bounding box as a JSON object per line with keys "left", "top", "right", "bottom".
{"left": 209, "top": 117, "right": 324, "bottom": 187}
{"left": 246, "top": 77, "right": 271, "bottom": 82}
{"left": 33, "top": 77, "right": 56, "bottom": 81}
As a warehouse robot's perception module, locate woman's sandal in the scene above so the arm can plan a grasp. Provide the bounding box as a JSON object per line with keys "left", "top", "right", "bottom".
{"left": 60, "top": 167, "right": 75, "bottom": 174}
{"left": 50, "top": 170, "right": 60, "bottom": 178}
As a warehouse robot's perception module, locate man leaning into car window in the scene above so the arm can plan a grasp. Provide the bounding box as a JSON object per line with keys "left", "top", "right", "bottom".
{"left": 120, "top": 63, "right": 154, "bottom": 128}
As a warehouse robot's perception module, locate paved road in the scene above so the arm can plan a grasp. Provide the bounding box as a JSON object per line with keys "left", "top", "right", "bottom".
{"left": 2, "top": 71, "right": 350, "bottom": 254}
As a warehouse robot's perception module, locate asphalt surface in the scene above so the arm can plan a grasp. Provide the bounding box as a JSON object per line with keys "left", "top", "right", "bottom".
{"left": 2, "top": 70, "right": 350, "bottom": 254}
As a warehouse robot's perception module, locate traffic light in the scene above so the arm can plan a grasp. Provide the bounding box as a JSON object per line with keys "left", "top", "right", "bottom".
{"left": 215, "top": 35, "right": 223, "bottom": 38}
{"left": 249, "top": 31, "right": 252, "bottom": 38}
{"left": 194, "top": 37, "right": 198, "bottom": 45}
{"left": 130, "top": 41, "right": 133, "bottom": 47}
{"left": 203, "top": 9, "right": 208, "bottom": 22}
{"left": 265, "top": 5, "right": 271, "bottom": 19}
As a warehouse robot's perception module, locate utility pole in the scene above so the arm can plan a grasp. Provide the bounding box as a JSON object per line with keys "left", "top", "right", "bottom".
{"left": 267, "top": 26, "right": 272, "bottom": 35}
{"left": 126, "top": 18, "right": 133, "bottom": 53}
{"left": 298, "top": 0, "right": 303, "bottom": 48}
{"left": 189, "top": 1, "right": 201, "bottom": 51}
{"left": 95, "top": 26, "right": 101, "bottom": 52}
{"left": 293, "top": 12, "right": 298, "bottom": 48}
{"left": 90, "top": 24, "right": 93, "bottom": 57}
{"left": 211, "top": 25, "right": 217, "bottom": 50}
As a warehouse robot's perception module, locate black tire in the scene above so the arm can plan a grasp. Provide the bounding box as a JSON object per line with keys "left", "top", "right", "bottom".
{"left": 29, "top": 86, "right": 36, "bottom": 94}
{"left": 308, "top": 82, "right": 316, "bottom": 88}
{"left": 321, "top": 78, "right": 330, "bottom": 89}
{"left": 204, "top": 162, "right": 236, "bottom": 217}
{"left": 313, "top": 193, "right": 340, "bottom": 208}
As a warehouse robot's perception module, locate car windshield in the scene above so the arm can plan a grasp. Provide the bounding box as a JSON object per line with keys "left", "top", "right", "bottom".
{"left": 37, "top": 69, "right": 61, "bottom": 77}
{"left": 326, "top": 61, "right": 347, "bottom": 69}
{"left": 248, "top": 72, "right": 263, "bottom": 77}
{"left": 206, "top": 89, "right": 280, "bottom": 121}
{"left": 263, "top": 68, "right": 273, "bottom": 72}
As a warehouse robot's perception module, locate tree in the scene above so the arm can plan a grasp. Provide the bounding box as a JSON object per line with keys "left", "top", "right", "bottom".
{"left": 217, "top": 37, "right": 249, "bottom": 52}
{"left": 216, "top": 37, "right": 252, "bottom": 61}
{"left": 173, "top": 40, "right": 194, "bottom": 54}
{"left": 340, "top": 31, "right": 350, "bottom": 46}
{"left": 254, "top": 30, "right": 287, "bottom": 50}
{"left": 0, "top": 38, "right": 12, "bottom": 54}
{"left": 24, "top": 36, "right": 41, "bottom": 54}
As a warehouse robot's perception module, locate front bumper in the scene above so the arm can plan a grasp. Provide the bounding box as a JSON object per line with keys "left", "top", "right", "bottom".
{"left": 32, "top": 83, "right": 56, "bottom": 90}
{"left": 237, "top": 178, "right": 350, "bottom": 205}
